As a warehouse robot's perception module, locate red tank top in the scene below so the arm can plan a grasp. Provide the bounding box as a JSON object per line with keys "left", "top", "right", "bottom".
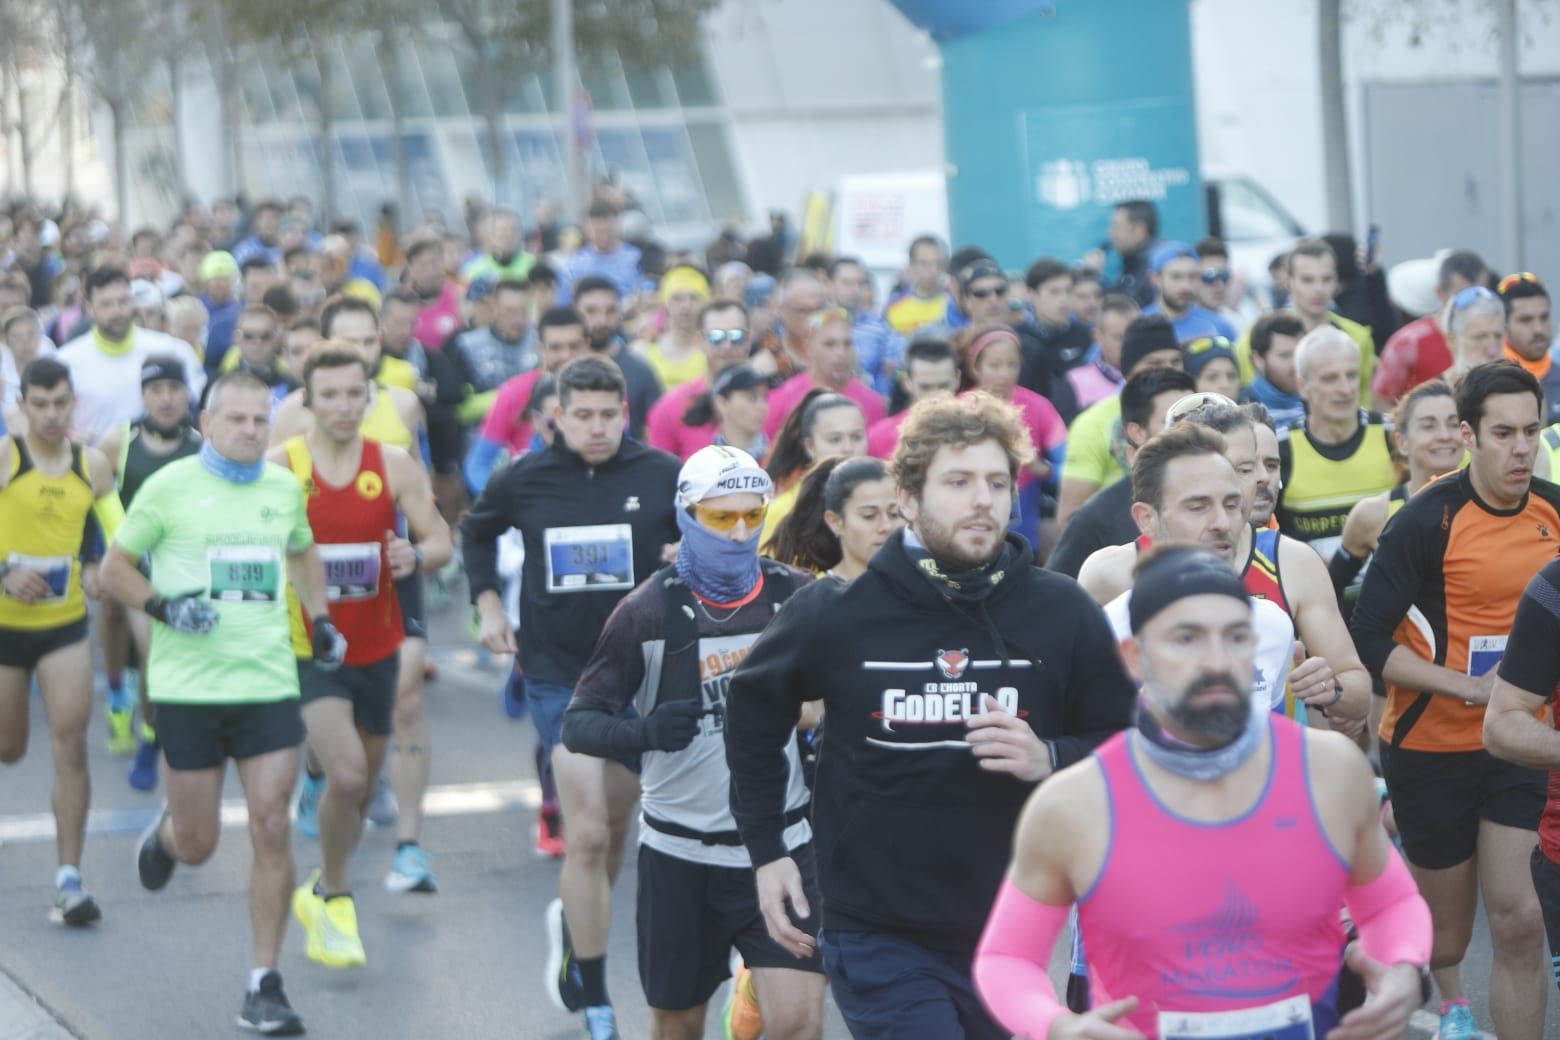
{"left": 1138, "top": 530, "right": 1291, "bottom": 615}
{"left": 286, "top": 437, "right": 403, "bottom": 665}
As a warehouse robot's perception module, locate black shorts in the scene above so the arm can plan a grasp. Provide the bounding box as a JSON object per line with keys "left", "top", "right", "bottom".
{"left": 156, "top": 699, "right": 305, "bottom": 771}
{"left": 395, "top": 572, "right": 426, "bottom": 640}
{"left": 1532, "top": 847, "right": 1560, "bottom": 993}
{"left": 1380, "top": 745, "right": 1545, "bottom": 870}
{"left": 0, "top": 618, "right": 88, "bottom": 672}
{"left": 298, "top": 653, "right": 399, "bottom": 736}
{"left": 637, "top": 841, "right": 823, "bottom": 1011}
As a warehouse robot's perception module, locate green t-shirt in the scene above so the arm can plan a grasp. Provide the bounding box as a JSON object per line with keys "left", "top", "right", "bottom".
{"left": 1061, "top": 394, "right": 1124, "bottom": 490}
{"left": 114, "top": 457, "right": 313, "bottom": 705}
{"left": 460, "top": 252, "right": 535, "bottom": 284}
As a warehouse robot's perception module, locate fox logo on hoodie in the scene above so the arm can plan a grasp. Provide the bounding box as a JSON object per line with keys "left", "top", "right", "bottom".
{"left": 935, "top": 649, "right": 970, "bottom": 680}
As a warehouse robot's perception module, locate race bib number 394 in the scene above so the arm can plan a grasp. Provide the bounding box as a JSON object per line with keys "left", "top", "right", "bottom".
{"left": 207, "top": 546, "right": 282, "bottom": 603}
{"left": 543, "top": 524, "right": 634, "bottom": 593}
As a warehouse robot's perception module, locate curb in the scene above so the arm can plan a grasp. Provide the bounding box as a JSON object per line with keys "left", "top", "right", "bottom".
{"left": 0, "top": 963, "right": 78, "bottom": 1040}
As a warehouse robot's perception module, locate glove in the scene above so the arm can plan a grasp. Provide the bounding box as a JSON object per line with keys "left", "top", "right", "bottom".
{"left": 145, "top": 593, "right": 219, "bottom": 635}
{"left": 311, "top": 616, "right": 348, "bottom": 670}
{"left": 638, "top": 699, "right": 703, "bottom": 752}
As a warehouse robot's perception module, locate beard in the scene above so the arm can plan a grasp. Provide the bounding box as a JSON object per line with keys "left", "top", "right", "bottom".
{"left": 915, "top": 508, "right": 1003, "bottom": 572}
{"left": 1164, "top": 673, "right": 1251, "bottom": 746}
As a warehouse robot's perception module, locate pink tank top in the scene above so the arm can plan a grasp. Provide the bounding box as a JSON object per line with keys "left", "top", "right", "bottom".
{"left": 1077, "top": 716, "right": 1348, "bottom": 1038}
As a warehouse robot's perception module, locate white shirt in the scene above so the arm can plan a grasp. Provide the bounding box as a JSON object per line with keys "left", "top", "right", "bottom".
{"left": 1, "top": 339, "right": 58, "bottom": 405}
{"left": 57, "top": 327, "right": 205, "bottom": 444}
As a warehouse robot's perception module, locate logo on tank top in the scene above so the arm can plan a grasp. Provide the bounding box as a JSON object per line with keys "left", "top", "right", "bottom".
{"left": 1162, "top": 880, "right": 1299, "bottom": 999}
{"left": 355, "top": 471, "right": 383, "bottom": 500}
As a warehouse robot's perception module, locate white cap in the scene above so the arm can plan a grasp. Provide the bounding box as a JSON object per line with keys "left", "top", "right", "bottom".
{"left": 676, "top": 445, "right": 772, "bottom": 509}
{"left": 129, "top": 278, "right": 164, "bottom": 310}
{"left": 1387, "top": 249, "right": 1452, "bottom": 318}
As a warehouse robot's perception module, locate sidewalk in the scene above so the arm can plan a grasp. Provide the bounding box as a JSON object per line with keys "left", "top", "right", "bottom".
{"left": 0, "top": 965, "right": 75, "bottom": 1040}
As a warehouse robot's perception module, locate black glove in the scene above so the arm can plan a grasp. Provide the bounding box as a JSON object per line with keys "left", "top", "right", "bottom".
{"left": 311, "top": 616, "right": 348, "bottom": 670}
{"left": 145, "top": 593, "right": 219, "bottom": 635}
{"left": 638, "top": 699, "right": 703, "bottom": 752}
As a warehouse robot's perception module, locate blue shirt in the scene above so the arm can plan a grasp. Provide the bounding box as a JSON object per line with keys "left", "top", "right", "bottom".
{"left": 202, "top": 297, "right": 242, "bottom": 378}
{"left": 1143, "top": 303, "right": 1238, "bottom": 344}
{"left": 559, "top": 243, "right": 643, "bottom": 302}
{"left": 851, "top": 310, "right": 905, "bottom": 397}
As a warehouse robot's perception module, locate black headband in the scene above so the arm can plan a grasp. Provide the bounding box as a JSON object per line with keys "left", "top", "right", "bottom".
{"left": 1129, "top": 547, "right": 1251, "bottom": 634}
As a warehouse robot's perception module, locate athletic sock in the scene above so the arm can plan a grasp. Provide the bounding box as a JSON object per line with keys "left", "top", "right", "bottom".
{"left": 397, "top": 840, "right": 419, "bottom": 852}
{"left": 55, "top": 865, "right": 81, "bottom": 889}
{"left": 248, "top": 968, "right": 271, "bottom": 994}
{"left": 1439, "top": 998, "right": 1470, "bottom": 1015}
{"left": 577, "top": 956, "right": 609, "bottom": 1007}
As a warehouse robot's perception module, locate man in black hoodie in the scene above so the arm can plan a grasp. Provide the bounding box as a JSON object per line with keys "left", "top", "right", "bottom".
{"left": 725, "top": 393, "right": 1136, "bottom": 1040}
{"left": 463, "top": 354, "right": 681, "bottom": 1038}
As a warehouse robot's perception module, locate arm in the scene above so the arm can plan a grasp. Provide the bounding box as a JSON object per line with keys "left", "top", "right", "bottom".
{"left": 1485, "top": 569, "right": 1560, "bottom": 768}
{"left": 101, "top": 544, "right": 156, "bottom": 613}
{"left": 461, "top": 464, "right": 518, "bottom": 653}
{"left": 386, "top": 446, "right": 453, "bottom": 574}
{"left": 1280, "top": 537, "right": 1370, "bottom": 719}
{"left": 287, "top": 545, "right": 330, "bottom": 622}
{"left": 462, "top": 434, "right": 504, "bottom": 496}
{"left": 86, "top": 448, "right": 123, "bottom": 544}
{"left": 1075, "top": 544, "right": 1131, "bottom": 608}
{"left": 1056, "top": 477, "right": 1100, "bottom": 530}
{"left": 1484, "top": 680, "right": 1560, "bottom": 769}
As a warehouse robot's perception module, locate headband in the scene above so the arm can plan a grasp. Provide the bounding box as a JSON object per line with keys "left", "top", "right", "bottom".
{"left": 1128, "top": 547, "right": 1250, "bottom": 634}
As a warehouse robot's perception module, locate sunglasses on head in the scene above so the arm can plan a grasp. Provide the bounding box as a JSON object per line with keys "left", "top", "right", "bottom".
{"left": 1497, "top": 271, "right": 1540, "bottom": 295}
{"left": 1201, "top": 269, "right": 1231, "bottom": 285}
{"left": 1184, "top": 335, "right": 1233, "bottom": 356}
{"left": 1165, "top": 390, "right": 1239, "bottom": 423}
{"left": 1451, "top": 285, "right": 1498, "bottom": 310}
{"left": 705, "top": 329, "right": 748, "bottom": 346}
{"left": 691, "top": 502, "right": 768, "bottom": 533}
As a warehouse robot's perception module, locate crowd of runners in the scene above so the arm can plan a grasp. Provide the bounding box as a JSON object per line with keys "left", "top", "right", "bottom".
{"left": 2, "top": 188, "right": 1559, "bottom": 1040}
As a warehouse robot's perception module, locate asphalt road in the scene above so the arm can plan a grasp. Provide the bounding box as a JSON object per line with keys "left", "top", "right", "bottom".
{"left": 0, "top": 588, "right": 1538, "bottom": 1038}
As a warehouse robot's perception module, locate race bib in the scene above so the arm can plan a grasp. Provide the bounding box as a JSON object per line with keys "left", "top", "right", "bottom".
{"left": 544, "top": 524, "right": 634, "bottom": 593}
{"left": 319, "top": 542, "right": 382, "bottom": 602}
{"left": 1468, "top": 635, "right": 1507, "bottom": 677}
{"left": 1159, "top": 995, "right": 1313, "bottom": 1040}
{"left": 7, "top": 552, "right": 71, "bottom": 602}
{"left": 206, "top": 545, "right": 282, "bottom": 603}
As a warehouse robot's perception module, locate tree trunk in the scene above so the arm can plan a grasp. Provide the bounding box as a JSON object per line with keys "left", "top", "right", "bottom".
{"left": 1, "top": 61, "right": 14, "bottom": 196}
{"left": 1317, "top": 0, "right": 1354, "bottom": 231}
{"left": 111, "top": 99, "right": 129, "bottom": 228}
{"left": 16, "top": 66, "right": 33, "bottom": 200}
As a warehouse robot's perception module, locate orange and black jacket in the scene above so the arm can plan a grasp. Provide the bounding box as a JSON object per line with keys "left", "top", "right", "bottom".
{"left": 1352, "top": 469, "right": 1560, "bottom": 752}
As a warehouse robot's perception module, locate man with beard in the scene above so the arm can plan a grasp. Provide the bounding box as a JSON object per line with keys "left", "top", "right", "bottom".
{"left": 1142, "top": 241, "right": 1237, "bottom": 343}
{"left": 725, "top": 394, "right": 1135, "bottom": 1039}
{"left": 974, "top": 545, "right": 1430, "bottom": 1040}
{"left": 1497, "top": 273, "right": 1560, "bottom": 423}
{"left": 573, "top": 275, "right": 662, "bottom": 440}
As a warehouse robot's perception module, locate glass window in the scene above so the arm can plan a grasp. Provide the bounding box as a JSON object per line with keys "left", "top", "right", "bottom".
{"left": 685, "top": 122, "right": 743, "bottom": 224}
{"left": 1217, "top": 178, "right": 1303, "bottom": 242}
{"left": 416, "top": 38, "right": 472, "bottom": 117}
{"left": 342, "top": 37, "right": 390, "bottom": 121}
{"left": 642, "top": 125, "right": 707, "bottom": 225}
{"left": 670, "top": 51, "right": 717, "bottom": 108}
{"left": 238, "top": 62, "right": 278, "bottom": 125}
{"left": 624, "top": 66, "right": 672, "bottom": 110}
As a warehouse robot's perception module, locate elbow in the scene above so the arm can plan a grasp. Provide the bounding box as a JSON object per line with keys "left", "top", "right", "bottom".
{"left": 1482, "top": 709, "right": 1518, "bottom": 763}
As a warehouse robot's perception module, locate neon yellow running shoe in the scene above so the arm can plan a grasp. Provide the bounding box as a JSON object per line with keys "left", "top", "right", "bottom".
{"left": 293, "top": 870, "right": 367, "bottom": 968}
{"left": 105, "top": 706, "right": 136, "bottom": 756}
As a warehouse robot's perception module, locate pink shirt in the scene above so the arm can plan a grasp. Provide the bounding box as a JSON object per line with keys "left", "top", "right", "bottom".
{"left": 963, "top": 386, "right": 1065, "bottom": 487}
{"left": 763, "top": 373, "right": 886, "bottom": 441}
{"left": 646, "top": 378, "right": 717, "bottom": 461}
{"left": 867, "top": 410, "right": 909, "bottom": 460}
{"left": 480, "top": 370, "right": 544, "bottom": 455}
{"left": 414, "top": 282, "right": 463, "bottom": 350}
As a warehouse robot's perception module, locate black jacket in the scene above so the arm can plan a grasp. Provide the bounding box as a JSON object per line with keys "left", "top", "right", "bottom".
{"left": 462, "top": 437, "right": 681, "bottom": 687}
{"left": 1017, "top": 318, "right": 1094, "bottom": 403}
{"left": 1047, "top": 476, "right": 1138, "bottom": 579}
{"left": 724, "top": 530, "right": 1135, "bottom": 951}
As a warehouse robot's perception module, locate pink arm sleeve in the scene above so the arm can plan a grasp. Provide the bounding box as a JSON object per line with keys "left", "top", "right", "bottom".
{"left": 973, "top": 877, "right": 1071, "bottom": 1040}
{"left": 1343, "top": 848, "right": 1433, "bottom": 967}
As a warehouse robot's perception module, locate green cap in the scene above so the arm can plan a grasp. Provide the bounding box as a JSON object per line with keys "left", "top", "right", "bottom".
{"left": 197, "top": 250, "right": 239, "bottom": 282}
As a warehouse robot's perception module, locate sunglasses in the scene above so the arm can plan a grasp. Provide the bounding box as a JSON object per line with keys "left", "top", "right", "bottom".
{"left": 1166, "top": 390, "right": 1239, "bottom": 423}
{"left": 807, "top": 306, "right": 852, "bottom": 331}
{"left": 966, "top": 285, "right": 1007, "bottom": 300}
{"left": 1451, "top": 285, "right": 1498, "bottom": 310}
{"left": 705, "top": 329, "right": 748, "bottom": 346}
{"left": 691, "top": 502, "right": 768, "bottom": 533}
{"left": 1184, "top": 335, "right": 1233, "bottom": 356}
{"left": 1497, "top": 271, "right": 1541, "bottom": 295}
{"left": 1201, "top": 269, "right": 1231, "bottom": 285}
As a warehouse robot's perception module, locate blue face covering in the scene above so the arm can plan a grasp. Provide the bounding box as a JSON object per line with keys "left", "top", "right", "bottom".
{"left": 199, "top": 441, "right": 266, "bottom": 485}
{"left": 675, "top": 506, "right": 762, "bottom": 604}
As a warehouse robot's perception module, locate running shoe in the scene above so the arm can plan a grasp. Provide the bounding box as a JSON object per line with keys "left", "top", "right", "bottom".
{"left": 295, "top": 772, "right": 323, "bottom": 840}
{"left": 721, "top": 961, "right": 763, "bottom": 1040}
{"left": 293, "top": 871, "right": 366, "bottom": 968}
{"left": 237, "top": 971, "right": 304, "bottom": 1035}
{"left": 545, "top": 897, "right": 587, "bottom": 1012}
{"left": 128, "top": 738, "right": 159, "bottom": 792}
{"left": 365, "top": 774, "right": 398, "bottom": 828}
{"left": 106, "top": 705, "right": 136, "bottom": 756}
{"left": 384, "top": 843, "right": 438, "bottom": 893}
{"left": 534, "top": 809, "right": 566, "bottom": 860}
{"left": 503, "top": 671, "right": 527, "bottom": 719}
{"left": 583, "top": 1005, "right": 619, "bottom": 1040}
{"left": 135, "top": 809, "right": 175, "bottom": 891}
{"left": 1438, "top": 1000, "right": 1480, "bottom": 1040}
{"left": 50, "top": 876, "right": 101, "bottom": 927}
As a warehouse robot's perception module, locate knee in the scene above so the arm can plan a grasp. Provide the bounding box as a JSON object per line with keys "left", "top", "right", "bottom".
{"left": 649, "top": 1008, "right": 704, "bottom": 1040}
{"left": 174, "top": 820, "right": 219, "bottom": 865}
{"left": 563, "top": 812, "right": 611, "bottom": 864}
{"left": 1487, "top": 899, "right": 1547, "bottom": 954}
{"left": 393, "top": 692, "right": 425, "bottom": 730}
{"left": 325, "top": 764, "right": 369, "bottom": 808}
{"left": 248, "top": 802, "right": 293, "bottom": 855}
{"left": 51, "top": 727, "right": 88, "bottom": 766}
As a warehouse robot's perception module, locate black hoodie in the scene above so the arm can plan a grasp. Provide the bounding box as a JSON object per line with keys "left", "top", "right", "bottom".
{"left": 724, "top": 529, "right": 1134, "bottom": 952}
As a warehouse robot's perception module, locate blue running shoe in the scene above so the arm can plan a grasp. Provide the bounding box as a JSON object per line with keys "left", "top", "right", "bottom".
{"left": 128, "top": 739, "right": 159, "bottom": 792}
{"left": 503, "top": 670, "right": 527, "bottom": 719}
{"left": 296, "top": 773, "right": 323, "bottom": 840}
{"left": 583, "top": 1005, "right": 620, "bottom": 1040}
{"left": 1438, "top": 1001, "right": 1479, "bottom": 1040}
{"left": 384, "top": 843, "right": 437, "bottom": 893}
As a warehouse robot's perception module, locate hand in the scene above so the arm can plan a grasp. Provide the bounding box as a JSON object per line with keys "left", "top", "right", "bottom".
{"left": 1079, "top": 248, "right": 1106, "bottom": 273}
{"left": 1325, "top": 945, "right": 1422, "bottom": 1040}
{"left": 754, "top": 857, "right": 816, "bottom": 958}
{"left": 146, "top": 593, "right": 220, "bottom": 635}
{"left": 477, "top": 605, "right": 517, "bottom": 655}
{"left": 661, "top": 541, "right": 680, "bottom": 564}
{"left": 1464, "top": 670, "right": 1497, "bottom": 705}
{"left": 1049, "top": 996, "right": 1146, "bottom": 1040}
{"left": 80, "top": 562, "right": 102, "bottom": 601}
{"left": 967, "top": 693, "right": 1051, "bottom": 782}
{"left": 385, "top": 530, "right": 418, "bottom": 579}
{"left": 1, "top": 566, "right": 52, "bottom": 603}
{"left": 640, "top": 698, "right": 702, "bottom": 752}
{"left": 311, "top": 616, "right": 348, "bottom": 670}
{"left": 1290, "top": 655, "right": 1338, "bottom": 704}
{"left": 1329, "top": 711, "right": 1368, "bottom": 739}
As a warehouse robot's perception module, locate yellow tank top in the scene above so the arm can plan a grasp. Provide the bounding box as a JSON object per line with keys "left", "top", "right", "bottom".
{"left": 642, "top": 342, "right": 707, "bottom": 390}
{"left": 360, "top": 386, "right": 413, "bottom": 451}
{"left": 376, "top": 355, "right": 420, "bottom": 394}
{"left": 0, "top": 437, "right": 93, "bottom": 629}
{"left": 1278, "top": 416, "right": 1397, "bottom": 558}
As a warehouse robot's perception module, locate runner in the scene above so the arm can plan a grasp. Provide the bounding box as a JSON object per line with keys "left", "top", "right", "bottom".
{"left": 644, "top": 299, "right": 754, "bottom": 461}
{"left": 636, "top": 265, "right": 711, "bottom": 390}
{"left": 764, "top": 455, "right": 901, "bottom": 580}
{"left": 1243, "top": 402, "right": 1284, "bottom": 527}
{"left": 1351, "top": 361, "right": 1556, "bottom": 1040}
{"left": 99, "top": 355, "right": 203, "bottom": 790}
{"left": 562, "top": 445, "right": 826, "bottom": 1040}
{"left": 974, "top": 544, "right": 1431, "bottom": 1040}
{"left": 108, "top": 369, "right": 343, "bottom": 1036}
{"left": 1485, "top": 556, "right": 1560, "bottom": 997}
{"left": 866, "top": 338, "right": 958, "bottom": 460}
{"left": 1497, "top": 273, "right": 1559, "bottom": 421}
{"left": 0, "top": 357, "right": 122, "bottom": 926}
{"left": 761, "top": 390, "right": 867, "bottom": 542}
{"left": 763, "top": 307, "right": 886, "bottom": 441}
{"left": 271, "top": 343, "right": 451, "bottom": 969}
{"left": 725, "top": 394, "right": 1136, "bottom": 1040}
{"left": 464, "top": 355, "right": 681, "bottom": 1039}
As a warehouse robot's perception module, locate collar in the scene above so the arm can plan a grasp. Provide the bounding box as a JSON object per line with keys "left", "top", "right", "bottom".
{"left": 1503, "top": 341, "right": 1551, "bottom": 379}
{"left": 92, "top": 326, "right": 135, "bottom": 357}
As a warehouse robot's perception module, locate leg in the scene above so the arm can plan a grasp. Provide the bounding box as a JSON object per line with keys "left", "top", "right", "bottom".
{"left": 0, "top": 664, "right": 31, "bottom": 764}
{"left": 35, "top": 639, "right": 93, "bottom": 869}
{"left": 1406, "top": 857, "right": 1478, "bottom": 1001}
{"left": 302, "top": 698, "right": 368, "bottom": 895}
{"left": 819, "top": 930, "right": 970, "bottom": 1039}
{"left": 1529, "top": 847, "right": 1560, "bottom": 995}
{"left": 99, "top": 595, "right": 129, "bottom": 688}
{"left": 1478, "top": 820, "right": 1548, "bottom": 1040}
{"left": 236, "top": 745, "right": 301, "bottom": 972}
{"left": 749, "top": 968, "right": 826, "bottom": 1040}
{"left": 649, "top": 1007, "right": 706, "bottom": 1040}
{"left": 554, "top": 745, "right": 632, "bottom": 959}
{"left": 163, "top": 763, "right": 226, "bottom": 865}
{"left": 390, "top": 636, "right": 429, "bottom": 844}
{"left": 602, "top": 760, "right": 640, "bottom": 884}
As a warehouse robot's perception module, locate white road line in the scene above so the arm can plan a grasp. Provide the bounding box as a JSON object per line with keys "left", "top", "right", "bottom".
{"left": 0, "top": 779, "right": 541, "bottom": 845}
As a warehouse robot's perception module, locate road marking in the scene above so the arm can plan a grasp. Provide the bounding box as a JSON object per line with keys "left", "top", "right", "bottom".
{"left": 0, "top": 779, "right": 541, "bottom": 844}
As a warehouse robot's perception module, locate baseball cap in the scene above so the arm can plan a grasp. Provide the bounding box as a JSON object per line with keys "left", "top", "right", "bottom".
{"left": 712, "top": 364, "right": 768, "bottom": 398}
{"left": 129, "top": 279, "right": 164, "bottom": 310}
{"left": 198, "top": 250, "right": 240, "bottom": 282}
{"left": 676, "top": 445, "right": 773, "bottom": 509}
{"left": 465, "top": 275, "right": 497, "bottom": 303}
{"left": 139, "top": 354, "right": 187, "bottom": 388}
{"left": 1149, "top": 241, "right": 1199, "bottom": 274}
{"left": 958, "top": 259, "right": 1006, "bottom": 291}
